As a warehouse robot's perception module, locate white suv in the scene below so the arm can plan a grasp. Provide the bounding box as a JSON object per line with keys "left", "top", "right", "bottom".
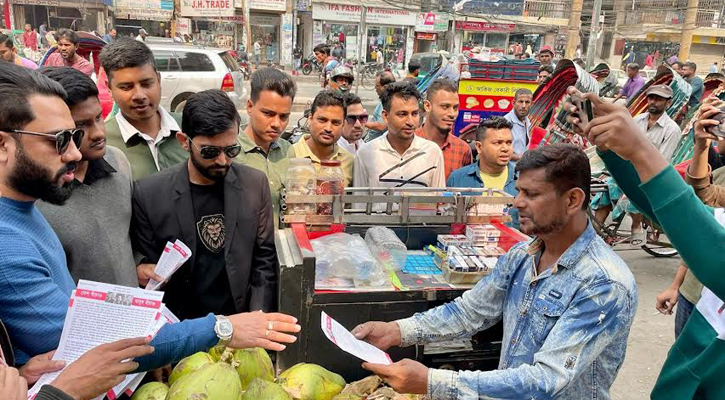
{"left": 147, "top": 44, "right": 248, "bottom": 115}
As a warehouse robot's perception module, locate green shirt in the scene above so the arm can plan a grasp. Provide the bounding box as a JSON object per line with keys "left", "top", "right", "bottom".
{"left": 234, "top": 132, "right": 291, "bottom": 227}
{"left": 105, "top": 110, "right": 188, "bottom": 181}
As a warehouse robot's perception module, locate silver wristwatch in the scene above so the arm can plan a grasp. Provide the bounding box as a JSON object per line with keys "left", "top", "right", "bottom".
{"left": 214, "top": 315, "right": 233, "bottom": 347}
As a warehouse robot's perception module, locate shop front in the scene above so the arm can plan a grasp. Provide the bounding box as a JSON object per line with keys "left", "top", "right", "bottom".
{"left": 413, "top": 11, "right": 449, "bottom": 53}
{"left": 249, "top": 0, "right": 287, "bottom": 65}
{"left": 115, "top": 0, "right": 173, "bottom": 37}
{"left": 312, "top": 3, "right": 416, "bottom": 66}
{"left": 12, "top": 0, "right": 110, "bottom": 34}
{"left": 456, "top": 21, "right": 515, "bottom": 55}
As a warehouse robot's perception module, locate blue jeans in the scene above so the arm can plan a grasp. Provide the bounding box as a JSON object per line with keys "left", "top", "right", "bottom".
{"left": 674, "top": 292, "right": 695, "bottom": 339}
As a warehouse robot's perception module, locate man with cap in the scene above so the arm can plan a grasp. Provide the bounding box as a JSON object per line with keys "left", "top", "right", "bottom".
{"left": 136, "top": 29, "right": 148, "bottom": 42}
{"left": 591, "top": 84, "right": 681, "bottom": 246}
{"left": 537, "top": 46, "right": 555, "bottom": 68}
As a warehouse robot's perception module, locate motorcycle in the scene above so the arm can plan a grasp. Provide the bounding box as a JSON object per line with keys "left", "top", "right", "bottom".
{"left": 236, "top": 52, "right": 250, "bottom": 80}
{"left": 301, "top": 54, "right": 322, "bottom": 76}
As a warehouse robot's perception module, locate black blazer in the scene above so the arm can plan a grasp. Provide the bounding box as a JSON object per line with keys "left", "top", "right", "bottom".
{"left": 131, "top": 162, "right": 277, "bottom": 317}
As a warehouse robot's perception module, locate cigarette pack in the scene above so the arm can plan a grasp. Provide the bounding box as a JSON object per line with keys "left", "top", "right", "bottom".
{"left": 437, "top": 234, "right": 471, "bottom": 251}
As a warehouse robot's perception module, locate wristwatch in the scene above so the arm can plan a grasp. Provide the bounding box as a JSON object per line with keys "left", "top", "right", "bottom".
{"left": 214, "top": 315, "right": 234, "bottom": 347}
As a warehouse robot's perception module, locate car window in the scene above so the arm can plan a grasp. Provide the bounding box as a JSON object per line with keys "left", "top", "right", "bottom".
{"left": 177, "top": 52, "right": 215, "bottom": 72}
{"left": 153, "top": 50, "right": 180, "bottom": 72}
{"left": 219, "top": 51, "right": 240, "bottom": 72}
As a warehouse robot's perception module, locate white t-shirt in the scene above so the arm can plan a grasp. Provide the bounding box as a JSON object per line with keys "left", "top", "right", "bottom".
{"left": 376, "top": 51, "right": 383, "bottom": 64}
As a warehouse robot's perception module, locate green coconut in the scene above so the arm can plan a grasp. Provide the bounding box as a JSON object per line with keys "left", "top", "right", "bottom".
{"left": 241, "top": 378, "right": 293, "bottom": 400}
{"left": 232, "top": 347, "right": 275, "bottom": 390}
{"left": 168, "top": 351, "right": 215, "bottom": 386}
{"left": 279, "top": 363, "right": 346, "bottom": 400}
{"left": 129, "top": 382, "right": 168, "bottom": 400}
{"left": 208, "top": 344, "right": 226, "bottom": 362}
{"left": 166, "top": 362, "right": 242, "bottom": 400}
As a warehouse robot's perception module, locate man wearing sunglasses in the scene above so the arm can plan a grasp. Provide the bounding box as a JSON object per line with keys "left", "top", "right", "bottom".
{"left": 415, "top": 79, "right": 472, "bottom": 179}
{"left": 288, "top": 90, "right": 353, "bottom": 186}
{"left": 132, "top": 89, "right": 278, "bottom": 320}
{"left": 0, "top": 63, "right": 299, "bottom": 379}
{"left": 36, "top": 67, "right": 139, "bottom": 289}
{"left": 338, "top": 93, "right": 367, "bottom": 155}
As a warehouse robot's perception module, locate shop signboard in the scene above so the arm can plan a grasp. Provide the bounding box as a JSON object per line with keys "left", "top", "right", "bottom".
{"left": 180, "top": 0, "right": 235, "bottom": 17}
{"left": 443, "top": 0, "right": 523, "bottom": 16}
{"left": 176, "top": 17, "right": 191, "bottom": 35}
{"left": 11, "top": 0, "right": 58, "bottom": 5}
{"left": 116, "top": 0, "right": 173, "bottom": 21}
{"left": 248, "top": 0, "right": 286, "bottom": 12}
{"left": 455, "top": 21, "right": 515, "bottom": 32}
{"left": 416, "top": 32, "right": 436, "bottom": 40}
{"left": 415, "top": 12, "right": 449, "bottom": 32}
{"left": 313, "top": 3, "right": 417, "bottom": 26}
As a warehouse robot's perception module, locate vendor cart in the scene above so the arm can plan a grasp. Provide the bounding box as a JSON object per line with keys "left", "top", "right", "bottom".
{"left": 275, "top": 187, "right": 529, "bottom": 380}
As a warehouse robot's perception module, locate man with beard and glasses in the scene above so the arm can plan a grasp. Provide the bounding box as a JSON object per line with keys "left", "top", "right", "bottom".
{"left": 338, "top": 93, "right": 367, "bottom": 155}
{"left": 353, "top": 144, "right": 637, "bottom": 400}
{"left": 234, "top": 67, "right": 296, "bottom": 225}
{"left": 591, "top": 85, "right": 681, "bottom": 247}
{"left": 44, "top": 29, "right": 93, "bottom": 77}
{"left": 36, "top": 67, "right": 138, "bottom": 288}
{"left": 0, "top": 63, "right": 300, "bottom": 383}
{"left": 415, "top": 79, "right": 472, "bottom": 179}
{"left": 101, "top": 38, "right": 187, "bottom": 180}
{"left": 132, "top": 89, "right": 278, "bottom": 320}
{"left": 288, "top": 90, "right": 353, "bottom": 186}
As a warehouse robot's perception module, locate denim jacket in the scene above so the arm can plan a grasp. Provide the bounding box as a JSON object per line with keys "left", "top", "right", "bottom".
{"left": 396, "top": 223, "right": 637, "bottom": 400}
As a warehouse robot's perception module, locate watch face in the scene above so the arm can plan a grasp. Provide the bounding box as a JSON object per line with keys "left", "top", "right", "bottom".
{"left": 218, "top": 320, "right": 233, "bottom": 337}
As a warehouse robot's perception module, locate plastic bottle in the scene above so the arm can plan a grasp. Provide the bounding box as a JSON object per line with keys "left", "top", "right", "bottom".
{"left": 364, "top": 226, "right": 407, "bottom": 271}
{"left": 284, "top": 158, "right": 316, "bottom": 215}
{"left": 316, "top": 160, "right": 344, "bottom": 215}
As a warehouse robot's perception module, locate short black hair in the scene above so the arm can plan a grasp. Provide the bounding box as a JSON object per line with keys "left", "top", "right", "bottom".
{"left": 182, "top": 89, "right": 240, "bottom": 139}
{"left": 684, "top": 61, "right": 697, "bottom": 71}
{"left": 626, "top": 63, "right": 641, "bottom": 71}
{"left": 250, "top": 67, "right": 296, "bottom": 103}
{"left": 378, "top": 71, "right": 396, "bottom": 86}
{"left": 0, "top": 63, "right": 67, "bottom": 132}
{"left": 477, "top": 116, "right": 512, "bottom": 142}
{"left": 100, "top": 38, "right": 156, "bottom": 81}
{"left": 344, "top": 93, "right": 362, "bottom": 107}
{"left": 514, "top": 88, "right": 533, "bottom": 100}
{"left": 380, "top": 81, "right": 421, "bottom": 112}
{"left": 539, "top": 65, "right": 554, "bottom": 74}
{"left": 0, "top": 34, "right": 13, "bottom": 49}
{"left": 426, "top": 79, "right": 457, "bottom": 101}
{"left": 40, "top": 67, "right": 98, "bottom": 108}
{"left": 313, "top": 44, "right": 330, "bottom": 56}
{"left": 515, "top": 143, "right": 591, "bottom": 209}
{"left": 408, "top": 60, "right": 421, "bottom": 73}
{"left": 55, "top": 29, "right": 79, "bottom": 45}
{"left": 310, "top": 90, "right": 346, "bottom": 118}
{"left": 673, "top": 61, "right": 684, "bottom": 69}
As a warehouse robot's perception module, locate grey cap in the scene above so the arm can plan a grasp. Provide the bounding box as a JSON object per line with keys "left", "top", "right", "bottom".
{"left": 646, "top": 84, "right": 673, "bottom": 99}
{"left": 139, "top": 28, "right": 148, "bottom": 35}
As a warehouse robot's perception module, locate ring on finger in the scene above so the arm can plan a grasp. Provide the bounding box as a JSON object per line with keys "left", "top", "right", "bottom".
{"left": 265, "top": 330, "right": 270, "bottom": 338}
{"left": 268, "top": 322, "right": 274, "bottom": 331}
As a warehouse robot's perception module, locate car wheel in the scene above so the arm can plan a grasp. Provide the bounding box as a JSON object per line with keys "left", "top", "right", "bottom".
{"left": 174, "top": 100, "right": 187, "bottom": 113}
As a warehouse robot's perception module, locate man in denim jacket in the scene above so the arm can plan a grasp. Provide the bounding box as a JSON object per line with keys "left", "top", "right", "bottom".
{"left": 354, "top": 144, "right": 637, "bottom": 400}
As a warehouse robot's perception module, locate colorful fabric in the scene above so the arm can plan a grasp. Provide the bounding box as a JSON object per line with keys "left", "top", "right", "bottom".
{"left": 414, "top": 128, "right": 473, "bottom": 179}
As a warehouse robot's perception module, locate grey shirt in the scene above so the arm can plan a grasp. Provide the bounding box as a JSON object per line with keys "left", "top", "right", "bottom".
{"left": 38, "top": 146, "right": 138, "bottom": 287}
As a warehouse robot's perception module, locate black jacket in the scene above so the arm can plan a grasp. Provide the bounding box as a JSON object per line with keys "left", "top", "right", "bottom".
{"left": 131, "top": 162, "right": 278, "bottom": 316}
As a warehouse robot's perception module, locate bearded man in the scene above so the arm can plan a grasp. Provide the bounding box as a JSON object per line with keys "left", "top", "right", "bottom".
{"left": 131, "top": 89, "right": 278, "bottom": 320}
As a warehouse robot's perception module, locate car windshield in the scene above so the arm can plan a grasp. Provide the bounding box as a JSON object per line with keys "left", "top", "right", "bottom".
{"left": 220, "top": 51, "right": 240, "bottom": 72}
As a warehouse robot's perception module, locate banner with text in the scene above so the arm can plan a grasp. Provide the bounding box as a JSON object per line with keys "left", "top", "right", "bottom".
{"left": 456, "top": 21, "right": 515, "bottom": 32}
{"left": 248, "top": 0, "right": 286, "bottom": 11}
{"left": 116, "top": 0, "right": 173, "bottom": 21}
{"left": 181, "top": 0, "right": 234, "bottom": 17}
{"left": 415, "top": 12, "right": 449, "bottom": 32}
{"left": 313, "top": 3, "right": 417, "bottom": 26}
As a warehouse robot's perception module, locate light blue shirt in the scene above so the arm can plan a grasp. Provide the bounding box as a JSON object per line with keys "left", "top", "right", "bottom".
{"left": 504, "top": 109, "right": 530, "bottom": 156}
{"left": 365, "top": 101, "right": 386, "bottom": 142}
{"left": 397, "top": 223, "right": 637, "bottom": 400}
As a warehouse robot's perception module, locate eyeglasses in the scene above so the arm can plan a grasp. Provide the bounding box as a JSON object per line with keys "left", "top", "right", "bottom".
{"left": 189, "top": 139, "right": 242, "bottom": 160}
{"left": 345, "top": 115, "right": 369, "bottom": 125}
{"left": 9, "top": 129, "right": 84, "bottom": 154}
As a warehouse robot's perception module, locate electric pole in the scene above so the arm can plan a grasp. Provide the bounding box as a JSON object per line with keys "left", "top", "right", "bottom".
{"left": 566, "top": 0, "right": 584, "bottom": 59}
{"left": 586, "top": 0, "right": 602, "bottom": 68}
{"left": 356, "top": 5, "right": 367, "bottom": 95}
{"left": 679, "top": 0, "right": 699, "bottom": 61}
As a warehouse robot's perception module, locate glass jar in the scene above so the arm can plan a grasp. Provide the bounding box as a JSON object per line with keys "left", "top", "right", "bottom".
{"left": 316, "top": 160, "right": 344, "bottom": 215}
{"left": 284, "top": 158, "right": 316, "bottom": 215}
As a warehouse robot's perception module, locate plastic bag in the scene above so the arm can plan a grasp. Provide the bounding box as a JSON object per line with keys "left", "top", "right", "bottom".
{"left": 364, "top": 227, "right": 407, "bottom": 271}
{"left": 311, "top": 233, "right": 387, "bottom": 286}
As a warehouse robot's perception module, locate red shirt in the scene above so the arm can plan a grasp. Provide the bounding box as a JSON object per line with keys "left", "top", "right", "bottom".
{"left": 415, "top": 127, "right": 473, "bottom": 179}
{"left": 23, "top": 31, "right": 37, "bottom": 51}
{"left": 45, "top": 52, "right": 94, "bottom": 77}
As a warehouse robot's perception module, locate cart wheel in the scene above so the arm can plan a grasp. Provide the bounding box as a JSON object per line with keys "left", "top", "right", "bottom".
{"left": 641, "top": 225, "right": 679, "bottom": 258}
{"left": 302, "top": 64, "right": 312, "bottom": 75}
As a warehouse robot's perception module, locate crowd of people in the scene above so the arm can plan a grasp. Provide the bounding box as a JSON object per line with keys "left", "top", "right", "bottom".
{"left": 0, "top": 31, "right": 723, "bottom": 400}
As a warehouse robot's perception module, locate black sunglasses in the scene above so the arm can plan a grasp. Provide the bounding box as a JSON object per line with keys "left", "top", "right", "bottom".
{"left": 346, "top": 115, "right": 369, "bottom": 125}
{"left": 189, "top": 139, "right": 242, "bottom": 160}
{"left": 10, "top": 129, "right": 84, "bottom": 155}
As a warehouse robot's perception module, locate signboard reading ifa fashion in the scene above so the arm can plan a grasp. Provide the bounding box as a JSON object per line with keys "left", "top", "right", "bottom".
{"left": 180, "top": 0, "right": 234, "bottom": 17}
{"left": 313, "top": 3, "right": 417, "bottom": 26}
